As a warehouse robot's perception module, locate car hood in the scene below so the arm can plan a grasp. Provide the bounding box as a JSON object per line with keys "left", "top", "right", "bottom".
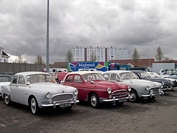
{"left": 142, "top": 77, "right": 169, "bottom": 82}
{"left": 92, "top": 80, "right": 128, "bottom": 90}
{"left": 29, "top": 83, "right": 76, "bottom": 94}
{"left": 122, "top": 79, "right": 161, "bottom": 87}
{"left": 0, "top": 82, "right": 10, "bottom": 86}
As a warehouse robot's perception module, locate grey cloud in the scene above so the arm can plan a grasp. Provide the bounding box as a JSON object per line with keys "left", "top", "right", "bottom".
{"left": 1, "top": 0, "right": 177, "bottom": 63}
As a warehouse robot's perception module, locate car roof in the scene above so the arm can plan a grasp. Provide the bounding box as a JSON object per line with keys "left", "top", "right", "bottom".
{"left": 104, "top": 70, "right": 131, "bottom": 73}
{"left": 14, "top": 71, "right": 49, "bottom": 76}
{"left": 130, "top": 70, "right": 144, "bottom": 72}
{"left": 0, "top": 75, "right": 11, "bottom": 77}
{"left": 67, "top": 71, "right": 101, "bottom": 75}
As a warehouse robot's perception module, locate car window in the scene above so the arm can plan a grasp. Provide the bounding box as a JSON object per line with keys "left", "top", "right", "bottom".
{"left": 12, "top": 76, "right": 18, "bottom": 84}
{"left": 103, "top": 73, "right": 110, "bottom": 80}
{"left": 26, "top": 74, "right": 51, "bottom": 84}
{"left": 0, "top": 76, "right": 11, "bottom": 82}
{"left": 74, "top": 75, "right": 82, "bottom": 83}
{"left": 110, "top": 74, "right": 117, "bottom": 80}
{"left": 82, "top": 73, "right": 105, "bottom": 82}
{"left": 18, "top": 75, "right": 25, "bottom": 85}
{"left": 65, "top": 75, "right": 73, "bottom": 82}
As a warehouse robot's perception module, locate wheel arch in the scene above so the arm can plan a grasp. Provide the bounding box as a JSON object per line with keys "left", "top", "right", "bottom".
{"left": 87, "top": 91, "right": 97, "bottom": 102}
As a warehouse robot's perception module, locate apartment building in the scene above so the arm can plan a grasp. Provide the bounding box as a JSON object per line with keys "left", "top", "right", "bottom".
{"left": 71, "top": 46, "right": 129, "bottom": 62}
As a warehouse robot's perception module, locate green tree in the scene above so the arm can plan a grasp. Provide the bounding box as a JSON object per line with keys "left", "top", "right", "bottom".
{"left": 90, "top": 52, "right": 96, "bottom": 61}
{"left": 65, "top": 49, "right": 73, "bottom": 62}
{"left": 132, "top": 48, "right": 139, "bottom": 66}
{"left": 34, "top": 54, "right": 45, "bottom": 64}
{"left": 155, "top": 46, "right": 164, "bottom": 62}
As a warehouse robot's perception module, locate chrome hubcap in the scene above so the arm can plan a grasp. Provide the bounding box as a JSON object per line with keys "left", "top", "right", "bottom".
{"left": 5, "top": 95, "right": 9, "bottom": 104}
{"left": 130, "top": 93, "right": 136, "bottom": 101}
{"left": 31, "top": 98, "right": 36, "bottom": 114}
{"left": 91, "top": 96, "right": 97, "bottom": 107}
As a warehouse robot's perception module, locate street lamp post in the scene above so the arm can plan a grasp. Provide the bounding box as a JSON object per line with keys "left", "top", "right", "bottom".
{"left": 46, "top": 0, "right": 49, "bottom": 72}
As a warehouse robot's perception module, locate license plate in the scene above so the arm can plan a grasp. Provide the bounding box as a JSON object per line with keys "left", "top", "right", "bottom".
{"left": 119, "top": 99, "right": 127, "bottom": 102}
{"left": 60, "top": 103, "right": 71, "bottom": 108}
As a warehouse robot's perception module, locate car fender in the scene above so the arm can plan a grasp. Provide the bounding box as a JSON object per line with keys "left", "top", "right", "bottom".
{"left": 1, "top": 85, "right": 11, "bottom": 99}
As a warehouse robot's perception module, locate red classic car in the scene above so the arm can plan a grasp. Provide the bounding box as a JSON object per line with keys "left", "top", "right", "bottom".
{"left": 62, "top": 71, "right": 131, "bottom": 108}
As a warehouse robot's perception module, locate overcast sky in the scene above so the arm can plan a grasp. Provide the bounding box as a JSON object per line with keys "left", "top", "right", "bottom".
{"left": 0, "top": 0, "right": 177, "bottom": 63}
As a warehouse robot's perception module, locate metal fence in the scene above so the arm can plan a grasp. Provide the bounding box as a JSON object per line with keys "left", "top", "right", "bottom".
{"left": 0, "top": 62, "right": 62, "bottom": 74}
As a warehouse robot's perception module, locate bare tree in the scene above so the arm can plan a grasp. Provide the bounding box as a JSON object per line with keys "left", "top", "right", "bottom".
{"left": 14, "top": 55, "right": 24, "bottom": 63}
{"left": 34, "top": 54, "right": 45, "bottom": 64}
{"left": 90, "top": 52, "right": 96, "bottom": 61}
{"left": 65, "top": 49, "right": 73, "bottom": 62}
{"left": 155, "top": 46, "right": 164, "bottom": 62}
{"left": 132, "top": 48, "right": 139, "bottom": 67}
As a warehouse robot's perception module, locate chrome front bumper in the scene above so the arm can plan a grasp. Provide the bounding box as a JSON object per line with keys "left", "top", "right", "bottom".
{"left": 141, "top": 91, "right": 164, "bottom": 98}
{"left": 41, "top": 99, "right": 79, "bottom": 108}
{"left": 100, "top": 95, "right": 132, "bottom": 103}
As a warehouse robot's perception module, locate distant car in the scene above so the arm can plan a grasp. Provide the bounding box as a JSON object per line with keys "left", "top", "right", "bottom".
{"left": 62, "top": 71, "right": 131, "bottom": 108}
{"left": 147, "top": 72, "right": 177, "bottom": 88}
{"left": 131, "top": 70, "right": 172, "bottom": 91}
{"left": 1, "top": 71, "right": 79, "bottom": 115}
{"left": 163, "top": 71, "right": 177, "bottom": 80}
{"left": 103, "top": 70, "right": 164, "bottom": 102}
{"left": 1, "top": 72, "right": 14, "bottom": 80}
{"left": 0, "top": 75, "right": 11, "bottom": 97}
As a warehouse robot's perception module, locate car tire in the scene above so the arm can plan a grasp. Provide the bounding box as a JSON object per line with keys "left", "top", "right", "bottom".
{"left": 90, "top": 93, "right": 100, "bottom": 108}
{"left": 65, "top": 106, "right": 72, "bottom": 110}
{"left": 30, "top": 97, "right": 40, "bottom": 115}
{"left": 129, "top": 90, "right": 139, "bottom": 102}
{"left": 4, "top": 94, "right": 11, "bottom": 105}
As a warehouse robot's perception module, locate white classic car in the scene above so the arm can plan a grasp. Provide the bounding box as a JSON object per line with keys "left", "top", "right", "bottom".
{"left": 103, "top": 70, "right": 164, "bottom": 102}
{"left": 0, "top": 75, "right": 11, "bottom": 97}
{"left": 1, "top": 71, "right": 79, "bottom": 115}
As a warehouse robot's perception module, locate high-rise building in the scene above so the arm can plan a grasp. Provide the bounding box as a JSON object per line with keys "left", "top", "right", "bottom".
{"left": 72, "top": 46, "right": 85, "bottom": 61}
{"left": 71, "top": 46, "right": 129, "bottom": 62}
{"left": 118, "top": 48, "right": 129, "bottom": 60}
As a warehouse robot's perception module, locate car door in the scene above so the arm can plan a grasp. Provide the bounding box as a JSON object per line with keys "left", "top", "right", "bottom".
{"left": 10, "top": 75, "right": 26, "bottom": 104}
{"left": 72, "top": 75, "right": 87, "bottom": 100}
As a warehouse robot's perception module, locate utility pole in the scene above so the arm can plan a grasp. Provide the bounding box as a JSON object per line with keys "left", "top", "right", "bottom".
{"left": 46, "top": 0, "right": 49, "bottom": 72}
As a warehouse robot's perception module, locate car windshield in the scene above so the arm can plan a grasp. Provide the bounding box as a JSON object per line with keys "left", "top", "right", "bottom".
{"left": 26, "top": 74, "right": 52, "bottom": 84}
{"left": 149, "top": 72, "right": 160, "bottom": 78}
{"left": 171, "top": 71, "right": 177, "bottom": 75}
{"left": 0, "top": 76, "right": 11, "bottom": 82}
{"left": 138, "top": 72, "right": 150, "bottom": 78}
{"left": 82, "top": 73, "right": 105, "bottom": 82}
{"left": 119, "top": 72, "right": 138, "bottom": 80}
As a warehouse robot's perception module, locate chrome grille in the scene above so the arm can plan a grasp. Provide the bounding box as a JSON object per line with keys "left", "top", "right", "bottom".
{"left": 151, "top": 87, "right": 160, "bottom": 94}
{"left": 112, "top": 90, "right": 128, "bottom": 98}
{"left": 52, "top": 94, "right": 73, "bottom": 101}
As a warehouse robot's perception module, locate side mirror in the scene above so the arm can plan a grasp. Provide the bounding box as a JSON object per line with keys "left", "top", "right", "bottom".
{"left": 26, "top": 81, "right": 30, "bottom": 85}
{"left": 90, "top": 81, "right": 94, "bottom": 84}
{"left": 60, "top": 80, "right": 64, "bottom": 84}
{"left": 116, "top": 79, "right": 121, "bottom": 82}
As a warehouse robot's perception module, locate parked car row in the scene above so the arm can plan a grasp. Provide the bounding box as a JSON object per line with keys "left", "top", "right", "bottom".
{"left": 0, "top": 70, "right": 176, "bottom": 115}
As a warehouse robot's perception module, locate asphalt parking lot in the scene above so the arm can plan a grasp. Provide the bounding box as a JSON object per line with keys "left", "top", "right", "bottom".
{"left": 0, "top": 88, "right": 177, "bottom": 133}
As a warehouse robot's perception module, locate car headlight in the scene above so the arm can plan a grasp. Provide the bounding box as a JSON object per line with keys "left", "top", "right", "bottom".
{"left": 46, "top": 92, "right": 52, "bottom": 99}
{"left": 74, "top": 89, "right": 78, "bottom": 96}
{"left": 145, "top": 86, "right": 150, "bottom": 91}
{"left": 162, "top": 81, "right": 164, "bottom": 85}
{"left": 107, "top": 88, "right": 112, "bottom": 94}
{"left": 160, "top": 85, "right": 163, "bottom": 89}
{"left": 128, "top": 86, "right": 131, "bottom": 92}
{"left": 170, "top": 81, "right": 173, "bottom": 85}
